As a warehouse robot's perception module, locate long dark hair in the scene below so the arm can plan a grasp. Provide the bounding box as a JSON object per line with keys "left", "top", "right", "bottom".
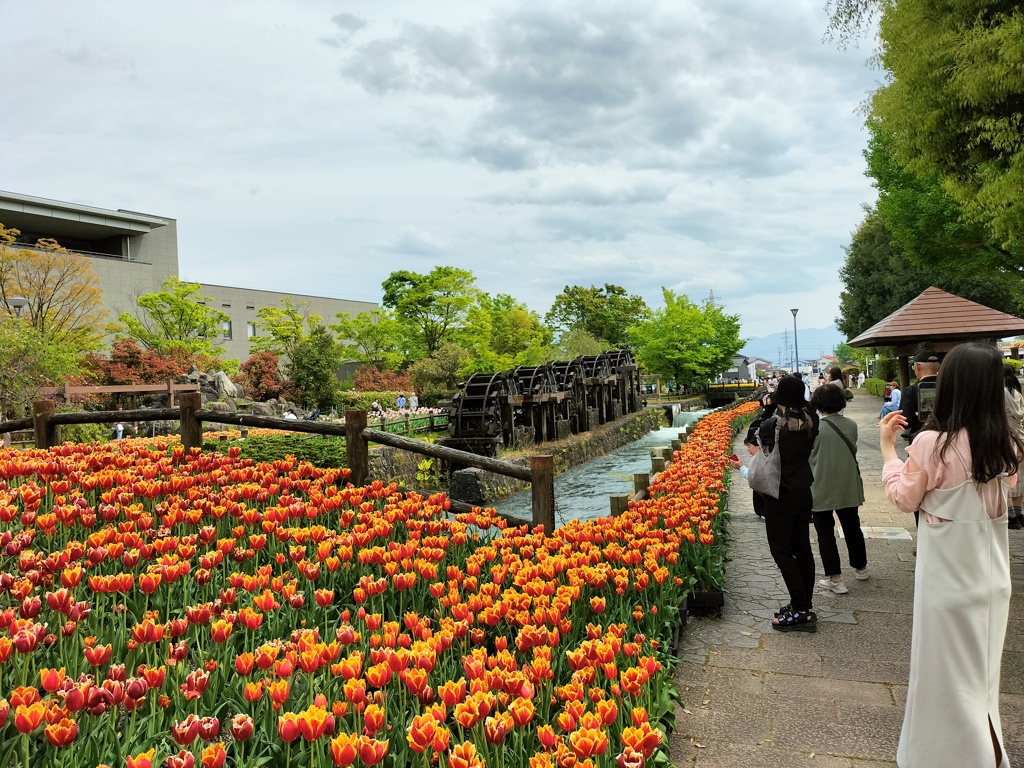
{"left": 923, "top": 343, "right": 1022, "bottom": 483}
{"left": 1004, "top": 363, "right": 1021, "bottom": 395}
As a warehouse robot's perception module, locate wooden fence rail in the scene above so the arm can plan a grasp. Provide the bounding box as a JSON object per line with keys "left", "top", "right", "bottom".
{"left": 0, "top": 401, "right": 557, "bottom": 534}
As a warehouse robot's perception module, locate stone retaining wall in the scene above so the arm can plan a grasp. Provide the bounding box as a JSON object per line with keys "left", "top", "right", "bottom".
{"left": 366, "top": 407, "right": 666, "bottom": 503}
{"left": 448, "top": 408, "right": 666, "bottom": 506}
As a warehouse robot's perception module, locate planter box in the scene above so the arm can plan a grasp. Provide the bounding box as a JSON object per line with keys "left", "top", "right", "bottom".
{"left": 687, "top": 589, "right": 725, "bottom": 616}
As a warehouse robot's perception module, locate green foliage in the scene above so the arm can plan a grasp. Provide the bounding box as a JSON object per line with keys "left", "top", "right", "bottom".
{"left": 461, "top": 294, "right": 554, "bottom": 374}
{"left": 249, "top": 297, "right": 313, "bottom": 360}
{"left": 0, "top": 315, "right": 80, "bottom": 416}
{"left": 628, "top": 289, "right": 743, "bottom": 389}
{"left": 1006, "top": 358, "right": 1022, "bottom": 373}
{"left": 875, "top": 358, "right": 900, "bottom": 382}
{"left": 381, "top": 267, "right": 478, "bottom": 356}
{"left": 206, "top": 435, "right": 346, "bottom": 468}
{"left": 118, "top": 277, "right": 229, "bottom": 357}
{"left": 865, "top": 377, "right": 887, "bottom": 397}
{"left": 59, "top": 419, "right": 110, "bottom": 445}
{"left": 408, "top": 343, "right": 471, "bottom": 395}
{"left": 556, "top": 327, "right": 610, "bottom": 359}
{"left": 837, "top": 211, "right": 1019, "bottom": 339}
{"left": 545, "top": 284, "right": 648, "bottom": 347}
{"left": 871, "top": 1, "right": 1024, "bottom": 249}
{"left": 833, "top": 342, "right": 866, "bottom": 367}
{"left": 331, "top": 308, "right": 406, "bottom": 372}
{"left": 336, "top": 390, "right": 409, "bottom": 411}
{"left": 286, "top": 324, "right": 342, "bottom": 410}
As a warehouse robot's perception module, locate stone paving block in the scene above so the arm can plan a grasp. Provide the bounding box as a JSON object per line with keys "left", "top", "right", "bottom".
{"left": 822, "top": 657, "right": 909, "bottom": 686}
{"left": 763, "top": 675, "right": 894, "bottom": 707}
{"left": 704, "top": 645, "right": 825, "bottom": 677}
{"left": 673, "top": 703, "right": 773, "bottom": 746}
{"left": 672, "top": 740, "right": 856, "bottom": 768}
{"left": 771, "top": 711, "right": 899, "bottom": 761}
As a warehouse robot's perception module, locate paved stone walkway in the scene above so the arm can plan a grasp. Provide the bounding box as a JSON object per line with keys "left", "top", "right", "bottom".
{"left": 668, "top": 391, "right": 1024, "bottom": 767}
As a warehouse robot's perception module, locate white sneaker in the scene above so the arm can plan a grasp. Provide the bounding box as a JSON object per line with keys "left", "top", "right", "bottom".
{"left": 854, "top": 566, "right": 870, "bottom": 581}
{"left": 818, "top": 578, "right": 848, "bottom": 594}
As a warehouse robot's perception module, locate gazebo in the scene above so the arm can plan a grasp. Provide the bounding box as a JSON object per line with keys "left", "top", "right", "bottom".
{"left": 847, "top": 286, "right": 1024, "bottom": 388}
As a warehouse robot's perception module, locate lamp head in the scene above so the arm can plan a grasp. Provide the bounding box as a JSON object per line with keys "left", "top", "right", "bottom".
{"left": 6, "top": 297, "right": 28, "bottom": 317}
{"left": 790, "top": 308, "right": 799, "bottom": 318}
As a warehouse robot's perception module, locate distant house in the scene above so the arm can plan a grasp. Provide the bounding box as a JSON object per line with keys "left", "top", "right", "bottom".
{"left": 814, "top": 355, "right": 840, "bottom": 374}
{"left": 722, "top": 355, "right": 752, "bottom": 383}
{"left": 747, "top": 357, "right": 772, "bottom": 377}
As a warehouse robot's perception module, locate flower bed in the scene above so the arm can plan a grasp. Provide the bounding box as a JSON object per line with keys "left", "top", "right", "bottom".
{"left": 0, "top": 402, "right": 757, "bottom": 768}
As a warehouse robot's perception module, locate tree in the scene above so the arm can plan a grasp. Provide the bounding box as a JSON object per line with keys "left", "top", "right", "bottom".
{"left": 381, "top": 267, "right": 478, "bottom": 356}
{"left": 249, "top": 297, "right": 312, "bottom": 360}
{"left": 331, "top": 308, "right": 405, "bottom": 372}
{"left": 866, "top": 122, "right": 1024, "bottom": 294}
{"left": 461, "top": 293, "right": 554, "bottom": 374}
{"left": 286, "top": 324, "right": 343, "bottom": 410}
{"left": 545, "top": 284, "right": 648, "bottom": 347}
{"left": 352, "top": 366, "right": 412, "bottom": 392}
{"left": 235, "top": 350, "right": 296, "bottom": 402}
{"left": 628, "top": 290, "right": 743, "bottom": 388}
{"left": 83, "top": 339, "right": 197, "bottom": 385}
{"left": 556, "top": 327, "right": 609, "bottom": 359}
{"left": 836, "top": 210, "right": 1018, "bottom": 339}
{"left": 119, "top": 276, "right": 230, "bottom": 358}
{"left": 0, "top": 316, "right": 80, "bottom": 417}
{"left": 871, "top": 1, "right": 1024, "bottom": 249}
{"left": 407, "top": 343, "right": 471, "bottom": 396}
{"left": 0, "top": 225, "right": 109, "bottom": 350}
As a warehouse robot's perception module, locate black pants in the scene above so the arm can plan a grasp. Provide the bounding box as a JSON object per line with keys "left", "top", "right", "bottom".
{"left": 812, "top": 507, "right": 867, "bottom": 576}
{"left": 763, "top": 486, "right": 815, "bottom": 611}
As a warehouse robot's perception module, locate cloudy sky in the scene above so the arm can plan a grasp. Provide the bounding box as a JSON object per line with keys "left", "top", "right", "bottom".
{"left": 1, "top": 0, "right": 879, "bottom": 350}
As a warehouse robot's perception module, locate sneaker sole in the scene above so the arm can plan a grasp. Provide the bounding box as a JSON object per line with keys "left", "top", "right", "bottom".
{"left": 772, "top": 621, "right": 817, "bottom": 633}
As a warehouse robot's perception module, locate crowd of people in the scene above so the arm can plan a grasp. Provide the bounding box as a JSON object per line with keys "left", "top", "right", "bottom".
{"left": 731, "top": 346, "right": 1019, "bottom": 767}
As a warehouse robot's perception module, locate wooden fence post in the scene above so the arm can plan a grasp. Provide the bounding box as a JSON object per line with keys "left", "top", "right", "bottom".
{"left": 32, "top": 400, "right": 57, "bottom": 449}
{"left": 633, "top": 472, "right": 649, "bottom": 496}
{"left": 652, "top": 456, "right": 666, "bottom": 474}
{"left": 610, "top": 494, "right": 629, "bottom": 516}
{"left": 346, "top": 410, "right": 369, "bottom": 487}
{"left": 531, "top": 455, "right": 555, "bottom": 535}
{"left": 179, "top": 393, "right": 203, "bottom": 452}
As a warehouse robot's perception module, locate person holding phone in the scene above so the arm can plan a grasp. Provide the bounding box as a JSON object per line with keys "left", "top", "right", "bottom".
{"left": 880, "top": 342, "right": 1019, "bottom": 768}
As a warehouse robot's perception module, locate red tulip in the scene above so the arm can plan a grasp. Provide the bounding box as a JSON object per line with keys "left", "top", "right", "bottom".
{"left": 330, "top": 732, "right": 358, "bottom": 766}
{"left": 13, "top": 702, "right": 44, "bottom": 733}
{"left": 173, "top": 714, "right": 201, "bottom": 746}
{"left": 230, "top": 713, "right": 254, "bottom": 741}
{"left": 278, "top": 712, "right": 301, "bottom": 743}
{"left": 165, "top": 750, "right": 196, "bottom": 768}
{"left": 126, "top": 749, "right": 156, "bottom": 768}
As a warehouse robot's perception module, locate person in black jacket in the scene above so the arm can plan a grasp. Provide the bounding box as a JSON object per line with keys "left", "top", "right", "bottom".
{"left": 741, "top": 391, "right": 777, "bottom": 519}
{"left": 901, "top": 349, "right": 941, "bottom": 442}
{"left": 760, "top": 375, "right": 820, "bottom": 632}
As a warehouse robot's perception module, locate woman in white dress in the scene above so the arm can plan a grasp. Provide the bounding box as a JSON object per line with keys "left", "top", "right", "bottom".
{"left": 880, "top": 343, "right": 1021, "bottom": 768}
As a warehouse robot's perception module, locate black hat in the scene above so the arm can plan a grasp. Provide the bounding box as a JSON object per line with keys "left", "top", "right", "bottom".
{"left": 914, "top": 349, "right": 942, "bottom": 364}
{"left": 772, "top": 375, "right": 807, "bottom": 408}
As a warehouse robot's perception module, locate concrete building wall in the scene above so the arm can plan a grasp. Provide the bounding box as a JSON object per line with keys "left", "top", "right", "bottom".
{"left": 196, "top": 283, "right": 378, "bottom": 363}
{"left": 90, "top": 221, "right": 179, "bottom": 320}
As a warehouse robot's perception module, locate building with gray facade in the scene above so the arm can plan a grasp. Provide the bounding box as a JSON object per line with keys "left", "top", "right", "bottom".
{"left": 0, "top": 190, "right": 377, "bottom": 361}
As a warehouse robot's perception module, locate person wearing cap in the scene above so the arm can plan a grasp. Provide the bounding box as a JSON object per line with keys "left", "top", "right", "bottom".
{"left": 756, "top": 375, "right": 820, "bottom": 632}
{"left": 901, "top": 349, "right": 941, "bottom": 442}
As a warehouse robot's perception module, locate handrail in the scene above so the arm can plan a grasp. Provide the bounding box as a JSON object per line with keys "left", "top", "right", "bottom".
{"left": 194, "top": 410, "right": 348, "bottom": 437}
{"left": 0, "top": 417, "right": 34, "bottom": 433}
{"left": 362, "top": 428, "right": 532, "bottom": 482}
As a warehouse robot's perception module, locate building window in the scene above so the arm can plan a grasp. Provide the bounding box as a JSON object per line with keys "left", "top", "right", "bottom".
{"left": 221, "top": 320, "right": 233, "bottom": 340}
{"left": 247, "top": 322, "right": 257, "bottom": 339}
{"left": 221, "top": 303, "right": 231, "bottom": 308}
{"left": 246, "top": 304, "right": 256, "bottom": 310}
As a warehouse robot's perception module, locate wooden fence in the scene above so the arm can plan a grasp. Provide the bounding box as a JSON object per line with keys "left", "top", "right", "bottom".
{"left": 0, "top": 395, "right": 556, "bottom": 533}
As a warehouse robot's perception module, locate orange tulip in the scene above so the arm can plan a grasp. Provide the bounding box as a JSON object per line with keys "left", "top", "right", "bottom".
{"left": 278, "top": 712, "right": 301, "bottom": 743}
{"left": 357, "top": 736, "right": 389, "bottom": 766}
{"left": 298, "top": 705, "right": 333, "bottom": 741}
{"left": 330, "top": 732, "right": 358, "bottom": 767}
{"left": 510, "top": 696, "right": 535, "bottom": 727}
{"left": 406, "top": 713, "right": 436, "bottom": 754}
{"left": 126, "top": 748, "right": 157, "bottom": 768}
{"left": 201, "top": 742, "right": 227, "bottom": 768}
{"left": 210, "top": 619, "right": 233, "bottom": 644}
{"left": 448, "top": 741, "right": 485, "bottom": 768}
{"left": 362, "top": 703, "right": 384, "bottom": 737}
{"left": 14, "top": 702, "right": 45, "bottom": 733}
{"left": 44, "top": 717, "right": 78, "bottom": 748}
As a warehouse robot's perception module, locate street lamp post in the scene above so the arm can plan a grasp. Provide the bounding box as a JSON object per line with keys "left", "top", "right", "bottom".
{"left": 790, "top": 308, "right": 799, "bottom": 374}
{"left": 5, "top": 297, "right": 28, "bottom": 318}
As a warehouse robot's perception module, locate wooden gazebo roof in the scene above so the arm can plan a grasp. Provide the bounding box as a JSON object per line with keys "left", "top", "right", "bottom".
{"left": 848, "top": 286, "right": 1024, "bottom": 351}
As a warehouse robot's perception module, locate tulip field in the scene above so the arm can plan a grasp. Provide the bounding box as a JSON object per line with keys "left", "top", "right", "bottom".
{"left": 0, "top": 401, "right": 757, "bottom": 768}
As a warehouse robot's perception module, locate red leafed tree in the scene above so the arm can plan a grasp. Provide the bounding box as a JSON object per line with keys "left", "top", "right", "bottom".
{"left": 82, "top": 340, "right": 197, "bottom": 385}
{"left": 235, "top": 351, "right": 298, "bottom": 402}
{"left": 352, "top": 366, "right": 411, "bottom": 392}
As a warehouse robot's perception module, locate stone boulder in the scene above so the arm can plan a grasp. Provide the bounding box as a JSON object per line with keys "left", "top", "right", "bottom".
{"left": 214, "top": 371, "right": 241, "bottom": 399}
{"left": 251, "top": 402, "right": 275, "bottom": 418}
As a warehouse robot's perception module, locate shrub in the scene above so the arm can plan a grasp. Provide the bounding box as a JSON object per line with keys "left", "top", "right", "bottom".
{"left": 875, "top": 358, "right": 900, "bottom": 382}
{"left": 336, "top": 390, "right": 410, "bottom": 411}
{"left": 865, "top": 377, "right": 887, "bottom": 397}
{"left": 1005, "top": 358, "right": 1022, "bottom": 374}
{"left": 204, "top": 434, "right": 347, "bottom": 468}
{"left": 235, "top": 351, "right": 298, "bottom": 402}
{"left": 353, "top": 366, "right": 412, "bottom": 392}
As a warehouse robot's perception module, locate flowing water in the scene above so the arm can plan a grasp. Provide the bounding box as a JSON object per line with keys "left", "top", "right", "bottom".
{"left": 492, "top": 408, "right": 711, "bottom": 527}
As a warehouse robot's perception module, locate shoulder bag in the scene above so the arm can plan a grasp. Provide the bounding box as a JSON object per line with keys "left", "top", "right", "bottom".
{"left": 747, "top": 416, "right": 782, "bottom": 499}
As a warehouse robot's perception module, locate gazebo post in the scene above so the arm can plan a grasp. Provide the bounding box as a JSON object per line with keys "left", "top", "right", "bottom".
{"left": 899, "top": 356, "right": 912, "bottom": 391}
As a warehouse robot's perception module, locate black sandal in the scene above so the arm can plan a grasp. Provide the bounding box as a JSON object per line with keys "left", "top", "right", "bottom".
{"left": 772, "top": 609, "right": 817, "bottom": 633}
{"left": 774, "top": 604, "right": 792, "bottom": 618}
